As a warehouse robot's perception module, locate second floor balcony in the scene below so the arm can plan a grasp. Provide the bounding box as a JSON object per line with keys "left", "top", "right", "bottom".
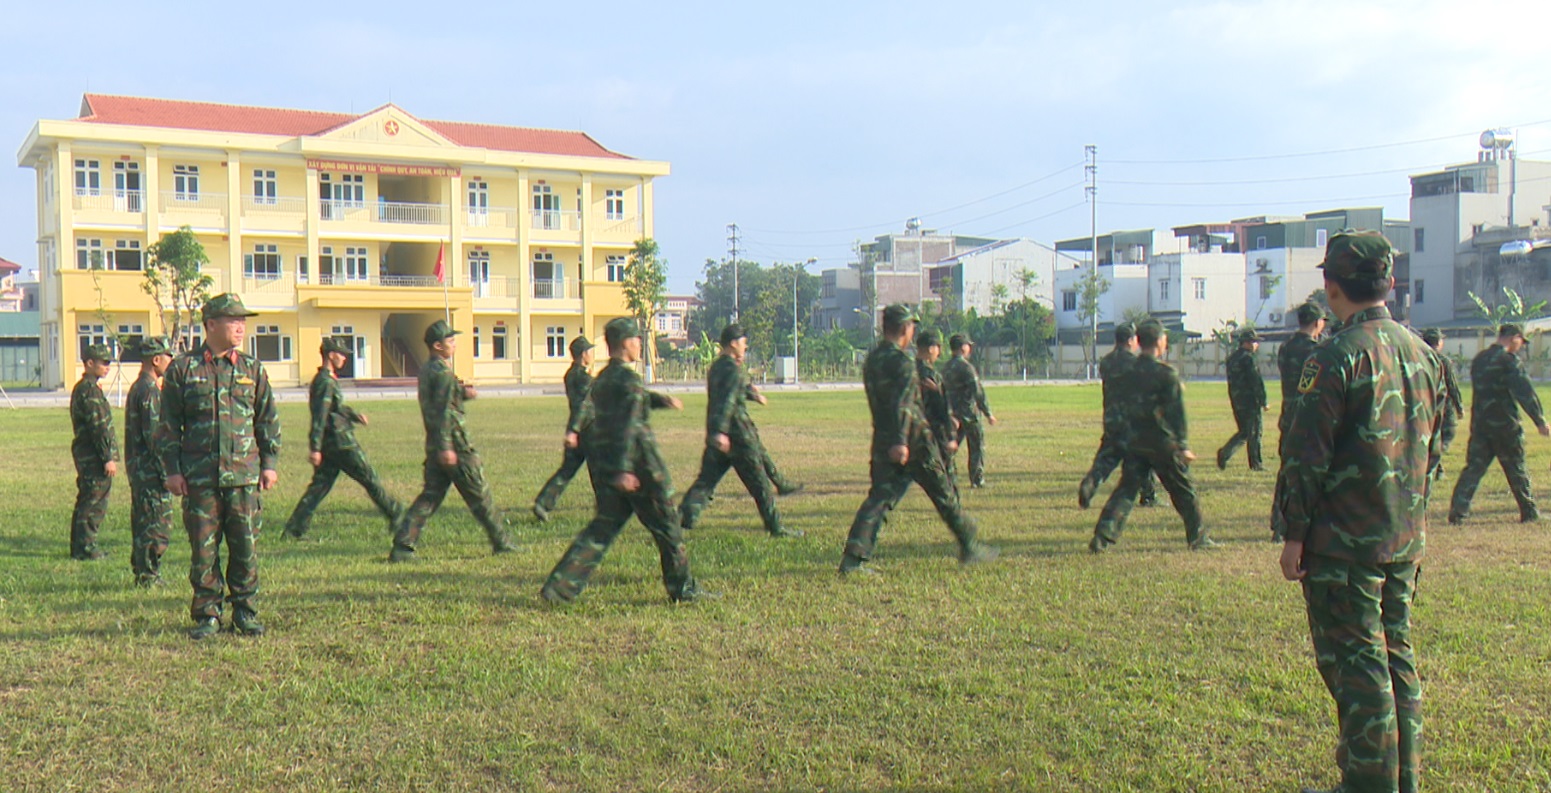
{"left": 321, "top": 199, "right": 447, "bottom": 226}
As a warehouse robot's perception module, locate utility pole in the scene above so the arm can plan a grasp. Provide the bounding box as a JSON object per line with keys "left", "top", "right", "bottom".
{"left": 727, "top": 222, "right": 741, "bottom": 321}
{"left": 1085, "top": 144, "right": 1098, "bottom": 380}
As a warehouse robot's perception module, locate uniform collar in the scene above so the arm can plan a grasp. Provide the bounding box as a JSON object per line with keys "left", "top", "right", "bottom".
{"left": 201, "top": 345, "right": 242, "bottom": 365}
{"left": 1344, "top": 305, "right": 1392, "bottom": 326}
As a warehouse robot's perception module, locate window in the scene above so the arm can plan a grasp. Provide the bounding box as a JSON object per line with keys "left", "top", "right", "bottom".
{"left": 468, "top": 250, "right": 490, "bottom": 296}
{"left": 253, "top": 169, "right": 277, "bottom": 204}
{"left": 117, "top": 323, "right": 146, "bottom": 363}
{"left": 173, "top": 165, "right": 200, "bottom": 199}
{"left": 244, "top": 244, "right": 281, "bottom": 279}
{"left": 319, "top": 246, "right": 335, "bottom": 278}
{"left": 113, "top": 161, "right": 142, "bottom": 211}
{"left": 533, "top": 251, "right": 558, "bottom": 297}
{"left": 108, "top": 240, "right": 143, "bottom": 271}
{"left": 76, "top": 238, "right": 104, "bottom": 269}
{"left": 250, "top": 324, "right": 293, "bottom": 362}
{"left": 1192, "top": 278, "right": 1206, "bottom": 300}
{"left": 605, "top": 188, "right": 625, "bottom": 220}
{"left": 1414, "top": 279, "right": 1425, "bottom": 304}
{"left": 1255, "top": 236, "right": 1267, "bottom": 250}
{"left": 606, "top": 254, "right": 627, "bottom": 283}
{"left": 1260, "top": 275, "right": 1275, "bottom": 301}
{"left": 297, "top": 255, "right": 309, "bottom": 281}
{"left": 1315, "top": 228, "right": 1328, "bottom": 249}
{"left": 321, "top": 173, "right": 365, "bottom": 219}
{"left": 1062, "top": 290, "right": 1077, "bottom": 311}
{"left": 492, "top": 323, "right": 509, "bottom": 359}
{"left": 473, "top": 326, "right": 483, "bottom": 358}
{"left": 533, "top": 183, "right": 561, "bottom": 229}
{"left": 74, "top": 159, "right": 101, "bottom": 196}
{"left": 546, "top": 326, "right": 567, "bottom": 358}
{"left": 1471, "top": 223, "right": 1485, "bottom": 237}
{"left": 1414, "top": 228, "right": 1425, "bottom": 253}
{"left": 78, "top": 323, "right": 109, "bottom": 361}
{"left": 657, "top": 314, "right": 670, "bottom": 332}
{"left": 1159, "top": 279, "right": 1170, "bottom": 301}
{"left": 343, "top": 247, "right": 368, "bottom": 281}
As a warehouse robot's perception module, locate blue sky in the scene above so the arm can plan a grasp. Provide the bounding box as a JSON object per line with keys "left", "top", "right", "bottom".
{"left": 5, "top": 0, "right": 1549, "bottom": 293}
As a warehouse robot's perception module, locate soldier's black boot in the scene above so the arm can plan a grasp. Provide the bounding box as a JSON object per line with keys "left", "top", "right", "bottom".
{"left": 531, "top": 503, "right": 550, "bottom": 523}
{"left": 838, "top": 554, "right": 877, "bottom": 575}
{"left": 959, "top": 541, "right": 999, "bottom": 565}
{"left": 188, "top": 617, "right": 221, "bottom": 640}
{"left": 233, "top": 609, "right": 265, "bottom": 637}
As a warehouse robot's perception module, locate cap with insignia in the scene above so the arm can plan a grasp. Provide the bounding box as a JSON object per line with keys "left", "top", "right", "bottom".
{"left": 201, "top": 293, "right": 260, "bottom": 320}
{"left": 719, "top": 323, "right": 748, "bottom": 346}
{"left": 568, "top": 334, "right": 595, "bottom": 358}
{"left": 138, "top": 337, "right": 173, "bottom": 357}
{"left": 949, "top": 333, "right": 973, "bottom": 350}
{"left": 1420, "top": 328, "right": 1443, "bottom": 346}
{"left": 1296, "top": 302, "right": 1325, "bottom": 326}
{"left": 321, "top": 337, "right": 353, "bottom": 356}
{"left": 916, "top": 329, "right": 941, "bottom": 350}
{"left": 881, "top": 303, "right": 919, "bottom": 328}
{"left": 1319, "top": 230, "right": 1395, "bottom": 280}
{"left": 82, "top": 343, "right": 115, "bottom": 363}
{"left": 1237, "top": 328, "right": 1261, "bottom": 343}
{"left": 604, "top": 317, "right": 641, "bottom": 347}
{"left": 423, "top": 319, "right": 461, "bottom": 346}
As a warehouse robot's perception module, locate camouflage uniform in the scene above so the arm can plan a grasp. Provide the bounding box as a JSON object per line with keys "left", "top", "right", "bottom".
{"left": 533, "top": 341, "right": 595, "bottom": 516}
{"left": 840, "top": 312, "right": 994, "bottom": 572}
{"left": 158, "top": 334, "right": 281, "bottom": 624}
{"left": 942, "top": 347, "right": 993, "bottom": 487}
{"left": 393, "top": 326, "right": 512, "bottom": 559}
{"left": 1448, "top": 338, "right": 1547, "bottom": 522}
{"left": 125, "top": 355, "right": 173, "bottom": 581}
{"left": 1217, "top": 335, "right": 1267, "bottom": 470}
{"left": 1270, "top": 329, "right": 1321, "bottom": 539}
{"left": 916, "top": 354, "right": 959, "bottom": 493}
{"left": 680, "top": 350, "right": 789, "bottom": 535}
{"left": 69, "top": 356, "right": 118, "bottom": 560}
{"left": 1079, "top": 342, "right": 1157, "bottom": 507}
{"left": 542, "top": 318, "right": 703, "bottom": 603}
{"left": 284, "top": 354, "right": 402, "bottom": 538}
{"left": 1280, "top": 289, "right": 1439, "bottom": 792}
{"left": 1090, "top": 344, "right": 1210, "bottom": 550}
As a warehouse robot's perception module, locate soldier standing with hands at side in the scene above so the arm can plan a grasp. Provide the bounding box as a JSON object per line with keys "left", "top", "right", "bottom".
{"left": 69, "top": 344, "right": 119, "bottom": 561}
{"left": 1420, "top": 328, "right": 1463, "bottom": 483}
{"left": 124, "top": 337, "right": 174, "bottom": 584}
{"left": 942, "top": 333, "right": 997, "bottom": 488}
{"left": 532, "top": 334, "right": 596, "bottom": 522}
{"left": 1217, "top": 328, "right": 1268, "bottom": 471}
{"left": 1271, "top": 304, "right": 1326, "bottom": 539}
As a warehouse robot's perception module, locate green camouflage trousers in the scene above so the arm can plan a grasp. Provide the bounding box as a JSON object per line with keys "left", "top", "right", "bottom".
{"left": 1081, "top": 433, "right": 1158, "bottom": 504}
{"left": 285, "top": 445, "right": 402, "bottom": 537}
{"left": 1092, "top": 450, "right": 1204, "bottom": 548}
{"left": 129, "top": 474, "right": 173, "bottom": 580}
{"left": 534, "top": 445, "right": 588, "bottom": 512}
{"left": 1303, "top": 557, "right": 1422, "bottom": 793}
{"left": 184, "top": 485, "right": 262, "bottom": 621}
{"left": 71, "top": 473, "right": 112, "bottom": 558}
{"left": 540, "top": 466, "right": 697, "bottom": 603}
{"left": 842, "top": 443, "right": 978, "bottom": 563}
{"left": 751, "top": 425, "right": 798, "bottom": 492}
{"left": 680, "top": 439, "right": 782, "bottom": 534}
{"left": 955, "top": 419, "right": 988, "bottom": 485}
{"left": 1218, "top": 406, "right": 1264, "bottom": 468}
{"left": 1449, "top": 429, "right": 1536, "bottom": 520}
{"left": 394, "top": 452, "right": 509, "bottom": 553}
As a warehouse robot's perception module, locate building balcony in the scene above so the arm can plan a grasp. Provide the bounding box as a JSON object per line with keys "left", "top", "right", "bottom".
{"left": 159, "top": 191, "right": 227, "bottom": 227}
{"left": 321, "top": 199, "right": 448, "bottom": 226}
{"left": 593, "top": 213, "right": 644, "bottom": 240}
{"left": 530, "top": 209, "right": 582, "bottom": 233}
{"left": 471, "top": 276, "right": 521, "bottom": 299}
{"left": 463, "top": 207, "right": 520, "bottom": 233}
{"left": 72, "top": 188, "right": 144, "bottom": 217}
{"left": 532, "top": 278, "right": 574, "bottom": 299}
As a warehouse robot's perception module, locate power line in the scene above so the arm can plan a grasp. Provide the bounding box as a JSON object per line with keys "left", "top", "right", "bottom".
{"left": 1109, "top": 118, "right": 1551, "bottom": 165}
{"left": 978, "top": 201, "right": 1089, "bottom": 237}
{"left": 1103, "top": 192, "right": 1409, "bottom": 209}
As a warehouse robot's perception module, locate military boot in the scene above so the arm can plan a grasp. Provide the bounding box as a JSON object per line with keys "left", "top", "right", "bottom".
{"left": 188, "top": 617, "right": 221, "bottom": 640}
{"left": 233, "top": 609, "right": 265, "bottom": 636}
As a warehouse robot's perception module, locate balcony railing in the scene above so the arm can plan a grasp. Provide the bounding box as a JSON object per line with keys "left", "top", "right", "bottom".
{"left": 312, "top": 273, "right": 449, "bottom": 288}
{"left": 73, "top": 188, "right": 144, "bottom": 213}
{"left": 161, "top": 191, "right": 227, "bottom": 213}
{"left": 533, "top": 278, "right": 573, "bottom": 299}
{"left": 241, "top": 195, "right": 307, "bottom": 215}
{"left": 470, "top": 277, "right": 521, "bottom": 298}
{"left": 321, "top": 199, "right": 447, "bottom": 225}
{"left": 530, "top": 209, "right": 582, "bottom": 232}
{"left": 463, "top": 206, "right": 519, "bottom": 230}
{"left": 595, "top": 213, "right": 643, "bottom": 236}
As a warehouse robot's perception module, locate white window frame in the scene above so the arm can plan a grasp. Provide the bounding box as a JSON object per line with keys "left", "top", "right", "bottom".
{"left": 343, "top": 246, "right": 369, "bottom": 282}
{"left": 1159, "top": 279, "right": 1170, "bottom": 301}
{"left": 78, "top": 323, "right": 109, "bottom": 361}
{"left": 173, "top": 165, "right": 200, "bottom": 200}
{"left": 545, "top": 325, "right": 567, "bottom": 358}
{"left": 76, "top": 238, "right": 104, "bottom": 269}
{"left": 605, "top": 188, "right": 625, "bottom": 220}
{"left": 467, "top": 180, "right": 489, "bottom": 226}
{"left": 253, "top": 169, "right": 278, "bottom": 204}
{"left": 606, "top": 254, "right": 627, "bottom": 283}
{"left": 1414, "top": 279, "right": 1425, "bottom": 304}
{"left": 468, "top": 250, "right": 491, "bottom": 297}
{"left": 1314, "top": 228, "right": 1329, "bottom": 250}
{"left": 492, "top": 323, "right": 509, "bottom": 360}
{"left": 473, "top": 326, "right": 483, "bottom": 359}
{"left": 117, "top": 323, "right": 147, "bottom": 362}
{"left": 1192, "top": 278, "right": 1206, "bottom": 300}
{"left": 244, "top": 243, "right": 282, "bottom": 280}
{"left": 1062, "top": 290, "right": 1077, "bottom": 312}
{"left": 74, "top": 159, "right": 102, "bottom": 196}
{"left": 107, "top": 239, "right": 143, "bottom": 271}
{"left": 250, "top": 324, "right": 294, "bottom": 362}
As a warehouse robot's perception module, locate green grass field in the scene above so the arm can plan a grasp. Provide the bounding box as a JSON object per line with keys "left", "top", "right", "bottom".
{"left": 2, "top": 382, "right": 1548, "bottom": 792}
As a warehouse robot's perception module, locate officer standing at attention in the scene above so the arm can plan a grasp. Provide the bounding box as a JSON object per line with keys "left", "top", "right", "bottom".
{"left": 839, "top": 305, "right": 998, "bottom": 575}
{"left": 532, "top": 334, "right": 597, "bottom": 522}
{"left": 915, "top": 329, "right": 960, "bottom": 492}
{"left": 69, "top": 344, "right": 119, "bottom": 561}
{"left": 1277, "top": 230, "right": 1438, "bottom": 793}
{"left": 1217, "top": 328, "right": 1268, "bottom": 471}
{"left": 679, "top": 323, "right": 803, "bottom": 538}
{"left": 1270, "top": 304, "right": 1326, "bottom": 539}
{"left": 942, "top": 333, "right": 998, "bottom": 488}
{"left": 1079, "top": 323, "right": 1157, "bottom": 509}
{"left": 283, "top": 337, "right": 404, "bottom": 539}
{"left": 1420, "top": 328, "right": 1463, "bottom": 482}
{"left": 158, "top": 294, "right": 280, "bottom": 639}
{"left": 1447, "top": 322, "right": 1550, "bottom": 524}
{"left": 541, "top": 317, "right": 715, "bottom": 604}
{"left": 391, "top": 319, "right": 516, "bottom": 561}
{"left": 124, "top": 337, "right": 174, "bottom": 584}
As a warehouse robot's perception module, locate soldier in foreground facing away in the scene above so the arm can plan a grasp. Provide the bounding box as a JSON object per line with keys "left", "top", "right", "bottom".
{"left": 1276, "top": 231, "right": 1438, "bottom": 793}
{"left": 1078, "top": 323, "right": 1157, "bottom": 509}
{"left": 1216, "top": 328, "right": 1268, "bottom": 471}
{"left": 839, "top": 305, "right": 998, "bottom": 575}
{"left": 157, "top": 294, "right": 280, "bottom": 639}
{"left": 679, "top": 323, "right": 803, "bottom": 538}
{"left": 532, "top": 334, "right": 596, "bottom": 522}
{"left": 1270, "top": 303, "right": 1326, "bottom": 540}
{"left": 541, "top": 317, "right": 715, "bottom": 604}
{"left": 284, "top": 338, "right": 403, "bottom": 540}
{"left": 69, "top": 344, "right": 120, "bottom": 561}
{"left": 942, "top": 333, "right": 998, "bottom": 488}
{"left": 124, "top": 337, "right": 174, "bottom": 585}
{"left": 391, "top": 320, "right": 515, "bottom": 562}
{"left": 1089, "top": 319, "right": 1216, "bottom": 553}
{"left": 1448, "top": 322, "right": 1550, "bottom": 524}
{"left": 1420, "top": 328, "right": 1463, "bottom": 483}
{"left": 914, "top": 329, "right": 959, "bottom": 494}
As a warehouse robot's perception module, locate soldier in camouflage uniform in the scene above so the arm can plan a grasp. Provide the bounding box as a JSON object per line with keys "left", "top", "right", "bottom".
{"left": 124, "top": 337, "right": 174, "bottom": 584}
{"left": 839, "top": 305, "right": 998, "bottom": 575}
{"left": 1420, "top": 328, "right": 1464, "bottom": 483}
{"left": 1277, "top": 231, "right": 1437, "bottom": 793}
{"left": 1270, "top": 304, "right": 1326, "bottom": 539}
{"left": 391, "top": 320, "right": 515, "bottom": 561}
{"left": 158, "top": 294, "right": 280, "bottom": 639}
{"left": 679, "top": 323, "right": 802, "bottom": 538}
{"left": 284, "top": 337, "right": 403, "bottom": 539}
{"left": 915, "top": 329, "right": 960, "bottom": 493}
{"left": 1216, "top": 328, "right": 1268, "bottom": 471}
{"left": 942, "top": 333, "right": 997, "bottom": 488}
{"left": 69, "top": 344, "right": 119, "bottom": 561}
{"left": 1090, "top": 320, "right": 1216, "bottom": 552}
{"left": 541, "top": 317, "right": 714, "bottom": 604}
{"left": 1079, "top": 323, "right": 1157, "bottom": 509}
{"left": 1447, "top": 323, "right": 1550, "bottom": 524}
{"left": 532, "top": 334, "right": 597, "bottom": 522}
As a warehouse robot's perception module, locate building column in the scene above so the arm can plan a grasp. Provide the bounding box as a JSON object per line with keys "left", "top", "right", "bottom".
{"left": 304, "top": 167, "right": 321, "bottom": 285}
{"left": 516, "top": 167, "right": 532, "bottom": 383}
{"left": 142, "top": 145, "right": 160, "bottom": 240}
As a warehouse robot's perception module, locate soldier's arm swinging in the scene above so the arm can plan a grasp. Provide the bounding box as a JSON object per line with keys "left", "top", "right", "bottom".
{"left": 254, "top": 363, "right": 281, "bottom": 490}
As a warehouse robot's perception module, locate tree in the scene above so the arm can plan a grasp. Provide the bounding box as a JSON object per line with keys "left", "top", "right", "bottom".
{"left": 1249, "top": 273, "right": 1283, "bottom": 325}
{"left": 1074, "top": 268, "right": 1111, "bottom": 375}
{"left": 143, "top": 227, "right": 214, "bottom": 352}
{"left": 1469, "top": 286, "right": 1548, "bottom": 325}
{"left": 623, "top": 238, "right": 669, "bottom": 379}
{"left": 989, "top": 283, "right": 1009, "bottom": 317}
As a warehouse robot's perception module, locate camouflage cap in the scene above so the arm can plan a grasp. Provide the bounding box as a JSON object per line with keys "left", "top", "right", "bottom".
{"left": 916, "top": 329, "right": 941, "bottom": 350}
{"left": 1296, "top": 302, "right": 1325, "bottom": 326}
{"left": 1499, "top": 323, "right": 1526, "bottom": 339}
{"left": 719, "top": 323, "right": 748, "bottom": 346}
{"left": 881, "top": 303, "right": 919, "bottom": 328}
{"left": 82, "top": 343, "right": 115, "bottom": 363}
{"left": 1237, "top": 328, "right": 1262, "bottom": 343}
{"left": 1113, "top": 323, "right": 1136, "bottom": 344}
{"left": 568, "top": 334, "right": 595, "bottom": 358}
{"left": 138, "top": 337, "right": 173, "bottom": 357}
{"left": 1420, "top": 328, "right": 1444, "bottom": 346}
{"left": 201, "top": 293, "right": 259, "bottom": 320}
{"left": 948, "top": 333, "right": 973, "bottom": 350}
{"left": 1319, "top": 230, "right": 1395, "bottom": 280}
{"left": 321, "top": 337, "right": 353, "bottom": 356}
{"left": 423, "top": 319, "right": 461, "bottom": 346}
{"left": 604, "top": 317, "right": 641, "bottom": 347}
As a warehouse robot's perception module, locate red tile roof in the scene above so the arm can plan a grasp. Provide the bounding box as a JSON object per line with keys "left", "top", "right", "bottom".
{"left": 76, "top": 94, "right": 630, "bottom": 160}
{"left": 0, "top": 257, "right": 21, "bottom": 273}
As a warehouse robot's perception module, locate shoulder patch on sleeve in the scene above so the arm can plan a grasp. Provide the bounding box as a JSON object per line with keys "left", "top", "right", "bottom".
{"left": 1297, "top": 358, "right": 1323, "bottom": 394}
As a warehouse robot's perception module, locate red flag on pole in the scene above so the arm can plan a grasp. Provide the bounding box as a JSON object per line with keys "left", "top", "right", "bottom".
{"left": 434, "top": 243, "right": 446, "bottom": 284}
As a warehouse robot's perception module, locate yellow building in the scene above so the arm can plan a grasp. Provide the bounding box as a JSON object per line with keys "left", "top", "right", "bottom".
{"left": 15, "top": 94, "right": 668, "bottom": 388}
